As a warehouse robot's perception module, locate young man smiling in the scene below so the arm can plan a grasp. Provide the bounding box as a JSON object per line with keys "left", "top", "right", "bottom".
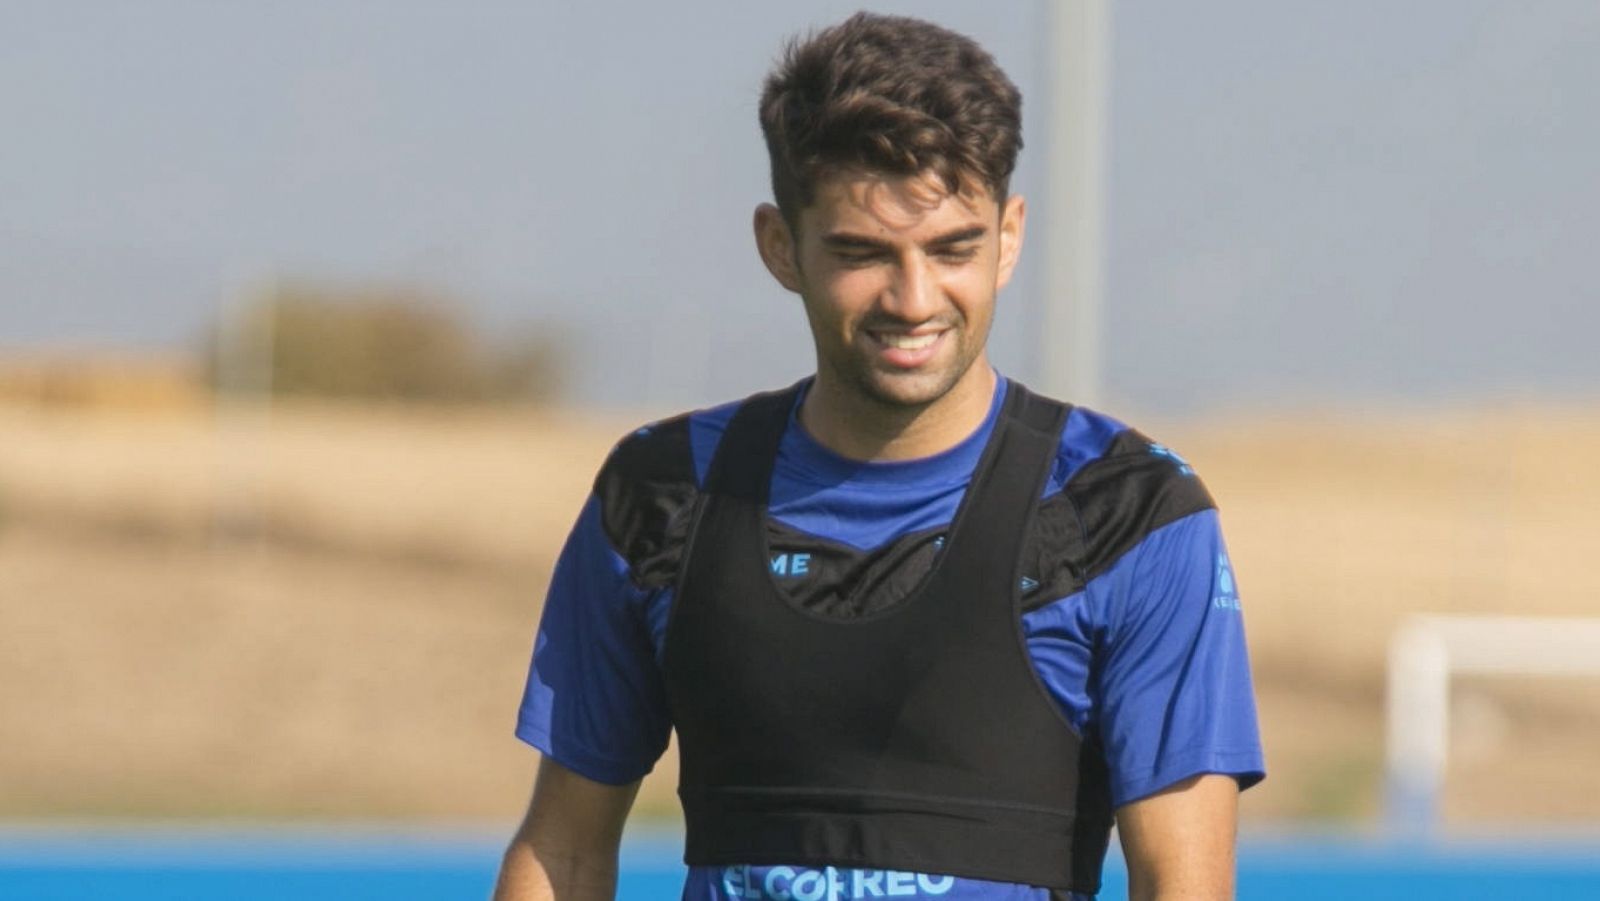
{"left": 754, "top": 170, "right": 1017, "bottom": 461}
{"left": 495, "top": 13, "right": 1264, "bottom": 901}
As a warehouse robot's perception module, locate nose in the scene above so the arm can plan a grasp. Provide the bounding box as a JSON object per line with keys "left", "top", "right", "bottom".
{"left": 879, "top": 253, "right": 941, "bottom": 322}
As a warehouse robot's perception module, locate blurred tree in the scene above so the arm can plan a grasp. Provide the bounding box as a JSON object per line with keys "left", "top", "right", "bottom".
{"left": 483, "top": 322, "right": 569, "bottom": 404}
{"left": 202, "top": 282, "right": 566, "bottom": 405}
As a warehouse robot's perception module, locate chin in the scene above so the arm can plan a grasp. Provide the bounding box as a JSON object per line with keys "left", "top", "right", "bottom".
{"left": 855, "top": 366, "right": 968, "bottom": 410}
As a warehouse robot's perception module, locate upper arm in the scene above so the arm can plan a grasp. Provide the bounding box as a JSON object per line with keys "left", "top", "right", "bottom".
{"left": 515, "top": 755, "right": 642, "bottom": 855}
{"left": 1081, "top": 453, "right": 1260, "bottom": 897}
{"left": 1116, "top": 773, "right": 1239, "bottom": 900}
{"left": 1095, "top": 509, "right": 1265, "bottom": 808}
{"left": 515, "top": 493, "right": 675, "bottom": 784}
{"left": 514, "top": 416, "right": 703, "bottom": 782}
{"left": 495, "top": 757, "right": 642, "bottom": 900}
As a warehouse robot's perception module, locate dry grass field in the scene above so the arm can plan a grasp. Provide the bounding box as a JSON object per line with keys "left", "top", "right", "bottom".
{"left": 2, "top": 395, "right": 1598, "bottom": 829}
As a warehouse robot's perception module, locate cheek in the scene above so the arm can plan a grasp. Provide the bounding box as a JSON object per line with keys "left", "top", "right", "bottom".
{"left": 816, "top": 270, "right": 887, "bottom": 315}
{"left": 944, "top": 271, "right": 998, "bottom": 319}
{"left": 798, "top": 286, "right": 854, "bottom": 337}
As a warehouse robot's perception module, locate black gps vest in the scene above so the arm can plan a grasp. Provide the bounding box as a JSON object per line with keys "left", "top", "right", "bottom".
{"left": 662, "top": 381, "right": 1114, "bottom": 894}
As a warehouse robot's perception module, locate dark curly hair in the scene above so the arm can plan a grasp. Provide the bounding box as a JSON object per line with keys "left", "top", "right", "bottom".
{"left": 758, "top": 12, "right": 1023, "bottom": 225}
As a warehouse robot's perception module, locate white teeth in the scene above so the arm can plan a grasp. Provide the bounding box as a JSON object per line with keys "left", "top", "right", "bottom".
{"left": 877, "top": 332, "right": 939, "bottom": 350}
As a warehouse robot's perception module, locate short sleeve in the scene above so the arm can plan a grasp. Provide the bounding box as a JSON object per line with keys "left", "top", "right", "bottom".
{"left": 1093, "top": 509, "right": 1265, "bottom": 807}
{"left": 515, "top": 494, "right": 673, "bottom": 785}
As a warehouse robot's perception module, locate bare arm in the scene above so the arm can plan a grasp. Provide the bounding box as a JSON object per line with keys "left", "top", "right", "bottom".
{"left": 492, "top": 756, "right": 642, "bottom": 901}
{"left": 1116, "top": 773, "right": 1240, "bottom": 901}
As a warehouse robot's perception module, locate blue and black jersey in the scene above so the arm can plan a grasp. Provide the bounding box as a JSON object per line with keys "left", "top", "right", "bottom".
{"left": 517, "top": 374, "right": 1265, "bottom": 901}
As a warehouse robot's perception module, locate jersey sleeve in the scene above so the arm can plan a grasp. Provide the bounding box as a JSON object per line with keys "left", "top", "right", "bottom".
{"left": 1094, "top": 508, "right": 1265, "bottom": 807}
{"left": 514, "top": 493, "right": 673, "bottom": 785}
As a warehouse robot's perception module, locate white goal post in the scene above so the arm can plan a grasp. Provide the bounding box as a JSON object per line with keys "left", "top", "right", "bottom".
{"left": 1385, "top": 614, "right": 1600, "bottom": 829}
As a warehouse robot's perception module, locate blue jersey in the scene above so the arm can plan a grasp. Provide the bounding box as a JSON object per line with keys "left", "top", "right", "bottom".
{"left": 516, "top": 376, "right": 1265, "bottom": 900}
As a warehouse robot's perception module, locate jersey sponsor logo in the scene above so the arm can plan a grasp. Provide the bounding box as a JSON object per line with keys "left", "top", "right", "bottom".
{"left": 1148, "top": 442, "right": 1195, "bottom": 476}
{"left": 721, "top": 864, "right": 955, "bottom": 900}
{"left": 770, "top": 552, "right": 813, "bottom": 577}
{"left": 1213, "top": 552, "right": 1242, "bottom": 611}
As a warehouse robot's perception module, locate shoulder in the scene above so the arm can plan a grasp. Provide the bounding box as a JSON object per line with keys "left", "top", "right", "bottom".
{"left": 1041, "top": 396, "right": 1216, "bottom": 581}
{"left": 1013, "top": 386, "right": 1217, "bottom": 607}
{"left": 590, "top": 391, "right": 763, "bottom": 586}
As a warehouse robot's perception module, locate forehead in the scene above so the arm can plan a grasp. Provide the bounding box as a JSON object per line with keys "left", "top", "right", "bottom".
{"left": 798, "top": 169, "right": 999, "bottom": 238}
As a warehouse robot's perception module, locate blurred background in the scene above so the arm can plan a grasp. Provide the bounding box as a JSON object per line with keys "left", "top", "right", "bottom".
{"left": 3, "top": 0, "right": 1599, "bottom": 894}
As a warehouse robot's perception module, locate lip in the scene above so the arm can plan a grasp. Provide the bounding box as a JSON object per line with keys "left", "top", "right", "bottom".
{"left": 865, "top": 328, "right": 948, "bottom": 369}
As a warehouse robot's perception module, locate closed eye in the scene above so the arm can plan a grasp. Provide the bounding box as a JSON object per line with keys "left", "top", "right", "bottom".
{"left": 826, "top": 242, "right": 891, "bottom": 265}
{"left": 934, "top": 245, "right": 979, "bottom": 262}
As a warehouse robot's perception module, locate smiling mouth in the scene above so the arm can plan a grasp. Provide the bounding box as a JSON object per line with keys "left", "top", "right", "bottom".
{"left": 865, "top": 328, "right": 949, "bottom": 368}
{"left": 871, "top": 331, "right": 941, "bottom": 350}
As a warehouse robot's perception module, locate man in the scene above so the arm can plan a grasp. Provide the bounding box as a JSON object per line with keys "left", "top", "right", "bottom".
{"left": 495, "top": 13, "right": 1263, "bottom": 901}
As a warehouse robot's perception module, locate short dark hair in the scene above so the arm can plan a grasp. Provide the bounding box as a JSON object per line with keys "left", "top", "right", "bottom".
{"left": 758, "top": 12, "right": 1023, "bottom": 224}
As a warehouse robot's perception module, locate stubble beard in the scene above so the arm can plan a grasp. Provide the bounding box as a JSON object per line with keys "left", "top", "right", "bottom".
{"left": 828, "top": 323, "right": 986, "bottom": 415}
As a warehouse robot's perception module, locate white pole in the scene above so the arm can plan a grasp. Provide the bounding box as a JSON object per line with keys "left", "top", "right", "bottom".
{"left": 1384, "top": 614, "right": 1600, "bottom": 831}
{"left": 1385, "top": 619, "right": 1450, "bottom": 832}
{"left": 1041, "top": 0, "right": 1109, "bottom": 407}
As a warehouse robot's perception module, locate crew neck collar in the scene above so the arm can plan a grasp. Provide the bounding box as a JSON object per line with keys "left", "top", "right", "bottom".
{"left": 776, "top": 372, "right": 1008, "bottom": 488}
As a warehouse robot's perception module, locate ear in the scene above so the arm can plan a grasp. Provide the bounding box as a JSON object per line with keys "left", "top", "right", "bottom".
{"left": 753, "top": 203, "right": 803, "bottom": 293}
{"left": 995, "top": 194, "right": 1026, "bottom": 292}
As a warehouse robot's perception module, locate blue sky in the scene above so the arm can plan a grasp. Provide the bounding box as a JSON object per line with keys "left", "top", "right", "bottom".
{"left": 3, "top": 1, "right": 1597, "bottom": 412}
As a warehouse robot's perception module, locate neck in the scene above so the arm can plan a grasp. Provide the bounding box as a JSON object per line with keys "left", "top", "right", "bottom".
{"left": 799, "top": 363, "right": 997, "bottom": 462}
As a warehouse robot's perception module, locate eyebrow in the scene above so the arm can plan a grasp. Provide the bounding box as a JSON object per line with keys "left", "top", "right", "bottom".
{"left": 820, "top": 224, "right": 989, "bottom": 251}
{"left": 925, "top": 225, "right": 989, "bottom": 248}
